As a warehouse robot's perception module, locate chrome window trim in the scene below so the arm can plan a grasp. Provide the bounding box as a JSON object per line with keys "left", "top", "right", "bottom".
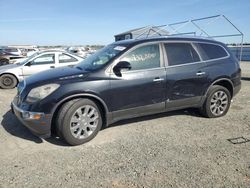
{"left": 165, "top": 61, "right": 205, "bottom": 69}
{"left": 107, "top": 41, "right": 164, "bottom": 74}
{"left": 106, "top": 39, "right": 231, "bottom": 72}
{"left": 116, "top": 67, "right": 166, "bottom": 75}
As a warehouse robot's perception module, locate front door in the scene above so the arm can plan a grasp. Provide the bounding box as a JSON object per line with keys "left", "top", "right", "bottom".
{"left": 109, "top": 43, "right": 166, "bottom": 121}
{"left": 21, "top": 53, "right": 56, "bottom": 78}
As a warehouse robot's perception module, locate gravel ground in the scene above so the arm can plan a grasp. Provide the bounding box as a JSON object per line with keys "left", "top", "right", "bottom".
{"left": 0, "top": 62, "right": 249, "bottom": 188}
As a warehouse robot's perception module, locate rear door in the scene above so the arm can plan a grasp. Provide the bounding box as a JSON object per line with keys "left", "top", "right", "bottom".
{"left": 109, "top": 43, "right": 167, "bottom": 121}
{"left": 163, "top": 42, "right": 208, "bottom": 109}
{"left": 21, "top": 53, "right": 56, "bottom": 78}
{"left": 57, "top": 52, "right": 79, "bottom": 67}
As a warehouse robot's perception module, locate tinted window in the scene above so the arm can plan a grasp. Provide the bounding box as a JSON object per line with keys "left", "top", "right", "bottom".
{"left": 121, "top": 44, "right": 160, "bottom": 71}
{"left": 196, "top": 43, "right": 228, "bottom": 60}
{"left": 165, "top": 43, "right": 200, "bottom": 66}
{"left": 59, "top": 53, "right": 78, "bottom": 63}
{"left": 31, "top": 54, "right": 55, "bottom": 65}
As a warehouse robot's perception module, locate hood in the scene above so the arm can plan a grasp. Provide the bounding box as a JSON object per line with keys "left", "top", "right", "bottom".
{"left": 25, "top": 66, "right": 89, "bottom": 86}
{"left": 0, "top": 63, "right": 21, "bottom": 72}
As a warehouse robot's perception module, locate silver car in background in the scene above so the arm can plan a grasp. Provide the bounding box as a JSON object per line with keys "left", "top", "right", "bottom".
{"left": 0, "top": 50, "right": 83, "bottom": 89}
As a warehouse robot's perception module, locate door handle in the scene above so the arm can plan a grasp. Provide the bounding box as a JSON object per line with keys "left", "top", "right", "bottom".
{"left": 153, "top": 77, "right": 164, "bottom": 82}
{"left": 50, "top": 66, "right": 55, "bottom": 68}
{"left": 196, "top": 71, "right": 206, "bottom": 76}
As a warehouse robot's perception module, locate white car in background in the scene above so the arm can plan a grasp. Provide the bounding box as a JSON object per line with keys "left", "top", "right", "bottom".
{"left": 0, "top": 50, "right": 83, "bottom": 89}
{"left": 67, "top": 47, "right": 90, "bottom": 58}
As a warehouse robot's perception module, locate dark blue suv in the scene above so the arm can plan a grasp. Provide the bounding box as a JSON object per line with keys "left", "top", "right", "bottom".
{"left": 11, "top": 37, "right": 241, "bottom": 145}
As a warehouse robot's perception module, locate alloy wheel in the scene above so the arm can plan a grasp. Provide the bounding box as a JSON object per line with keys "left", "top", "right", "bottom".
{"left": 70, "top": 105, "right": 99, "bottom": 139}
{"left": 210, "top": 90, "right": 229, "bottom": 116}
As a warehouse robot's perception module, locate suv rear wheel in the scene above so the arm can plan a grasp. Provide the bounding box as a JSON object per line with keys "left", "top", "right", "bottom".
{"left": 200, "top": 85, "right": 231, "bottom": 118}
{"left": 56, "top": 99, "right": 103, "bottom": 146}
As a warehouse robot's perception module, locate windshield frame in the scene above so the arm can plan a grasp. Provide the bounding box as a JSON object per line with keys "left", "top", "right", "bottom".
{"left": 18, "top": 51, "right": 42, "bottom": 65}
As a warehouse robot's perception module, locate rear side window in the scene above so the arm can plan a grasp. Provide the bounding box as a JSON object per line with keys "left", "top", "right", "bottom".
{"left": 164, "top": 43, "right": 200, "bottom": 66}
{"left": 120, "top": 44, "right": 160, "bottom": 71}
{"left": 59, "top": 53, "right": 78, "bottom": 63}
{"left": 196, "top": 43, "right": 228, "bottom": 60}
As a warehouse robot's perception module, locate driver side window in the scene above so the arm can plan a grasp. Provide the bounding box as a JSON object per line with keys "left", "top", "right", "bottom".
{"left": 30, "top": 54, "right": 55, "bottom": 65}
{"left": 120, "top": 44, "right": 160, "bottom": 71}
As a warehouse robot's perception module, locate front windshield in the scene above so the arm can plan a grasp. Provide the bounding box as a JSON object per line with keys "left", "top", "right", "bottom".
{"left": 76, "top": 44, "right": 128, "bottom": 71}
{"left": 18, "top": 51, "right": 41, "bottom": 65}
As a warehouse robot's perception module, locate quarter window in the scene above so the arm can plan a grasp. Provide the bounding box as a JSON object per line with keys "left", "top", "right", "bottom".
{"left": 59, "top": 53, "right": 78, "bottom": 63}
{"left": 165, "top": 43, "right": 200, "bottom": 66}
{"left": 196, "top": 43, "right": 228, "bottom": 60}
{"left": 120, "top": 44, "right": 160, "bottom": 71}
{"left": 31, "top": 54, "right": 55, "bottom": 65}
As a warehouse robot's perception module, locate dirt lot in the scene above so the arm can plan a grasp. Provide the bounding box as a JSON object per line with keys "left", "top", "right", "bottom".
{"left": 0, "top": 62, "right": 250, "bottom": 188}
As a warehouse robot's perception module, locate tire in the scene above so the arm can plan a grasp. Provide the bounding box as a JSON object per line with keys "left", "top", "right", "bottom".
{"left": 0, "top": 74, "right": 18, "bottom": 89}
{"left": 56, "top": 99, "right": 103, "bottom": 146}
{"left": 55, "top": 99, "right": 80, "bottom": 138}
{"left": 200, "top": 85, "right": 231, "bottom": 118}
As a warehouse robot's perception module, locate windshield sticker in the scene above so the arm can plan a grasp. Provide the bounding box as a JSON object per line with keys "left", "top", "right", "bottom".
{"left": 114, "top": 46, "right": 126, "bottom": 51}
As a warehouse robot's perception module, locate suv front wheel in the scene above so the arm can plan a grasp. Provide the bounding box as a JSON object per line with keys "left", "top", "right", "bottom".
{"left": 200, "top": 85, "right": 231, "bottom": 118}
{"left": 56, "top": 98, "right": 103, "bottom": 145}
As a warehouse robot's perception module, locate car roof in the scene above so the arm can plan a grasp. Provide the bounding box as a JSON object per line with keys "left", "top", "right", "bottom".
{"left": 113, "top": 36, "right": 225, "bottom": 46}
{"left": 39, "top": 49, "right": 67, "bottom": 53}
{"left": 37, "top": 50, "right": 83, "bottom": 59}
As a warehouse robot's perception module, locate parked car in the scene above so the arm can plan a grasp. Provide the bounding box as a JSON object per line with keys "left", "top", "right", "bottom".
{"left": 0, "top": 47, "right": 24, "bottom": 66}
{"left": 0, "top": 50, "right": 83, "bottom": 89}
{"left": 3, "top": 47, "right": 23, "bottom": 56}
{"left": 0, "top": 51, "right": 10, "bottom": 66}
{"left": 67, "top": 46, "right": 92, "bottom": 59}
{"left": 11, "top": 36, "right": 241, "bottom": 145}
{"left": 20, "top": 48, "right": 39, "bottom": 57}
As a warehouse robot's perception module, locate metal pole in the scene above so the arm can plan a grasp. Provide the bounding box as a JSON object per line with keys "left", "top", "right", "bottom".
{"left": 210, "top": 34, "right": 243, "bottom": 38}
{"left": 135, "top": 26, "right": 152, "bottom": 39}
{"left": 196, "top": 15, "right": 221, "bottom": 36}
{"left": 191, "top": 15, "right": 221, "bottom": 22}
{"left": 190, "top": 20, "right": 210, "bottom": 37}
{"left": 222, "top": 15, "right": 243, "bottom": 35}
{"left": 240, "top": 35, "right": 244, "bottom": 62}
{"left": 222, "top": 15, "right": 244, "bottom": 61}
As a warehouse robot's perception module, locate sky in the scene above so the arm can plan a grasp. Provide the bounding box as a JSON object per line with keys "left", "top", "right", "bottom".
{"left": 0, "top": 0, "right": 250, "bottom": 45}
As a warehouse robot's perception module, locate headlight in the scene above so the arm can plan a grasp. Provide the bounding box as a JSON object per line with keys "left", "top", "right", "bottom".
{"left": 26, "top": 84, "right": 60, "bottom": 103}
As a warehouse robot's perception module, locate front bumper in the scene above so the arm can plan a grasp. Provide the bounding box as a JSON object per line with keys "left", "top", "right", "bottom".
{"left": 11, "top": 101, "right": 52, "bottom": 138}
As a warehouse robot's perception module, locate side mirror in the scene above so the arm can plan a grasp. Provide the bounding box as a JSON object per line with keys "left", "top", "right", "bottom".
{"left": 113, "top": 61, "right": 131, "bottom": 76}
{"left": 25, "top": 61, "right": 32, "bottom": 66}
